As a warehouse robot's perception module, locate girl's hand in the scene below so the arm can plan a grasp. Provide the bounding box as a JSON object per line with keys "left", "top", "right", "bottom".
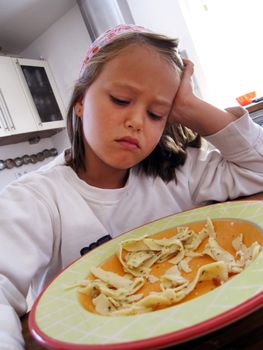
{"left": 175, "top": 59, "right": 196, "bottom": 104}
{"left": 170, "top": 59, "right": 238, "bottom": 135}
{"left": 170, "top": 59, "right": 198, "bottom": 126}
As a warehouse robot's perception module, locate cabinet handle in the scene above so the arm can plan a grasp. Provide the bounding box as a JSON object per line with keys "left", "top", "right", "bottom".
{"left": 0, "top": 88, "right": 16, "bottom": 130}
{"left": 0, "top": 105, "right": 10, "bottom": 130}
{"left": 0, "top": 90, "right": 10, "bottom": 131}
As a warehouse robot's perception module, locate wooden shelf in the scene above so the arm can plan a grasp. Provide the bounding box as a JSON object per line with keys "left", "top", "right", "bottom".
{"left": 245, "top": 100, "right": 263, "bottom": 113}
{"left": 0, "top": 127, "right": 65, "bottom": 146}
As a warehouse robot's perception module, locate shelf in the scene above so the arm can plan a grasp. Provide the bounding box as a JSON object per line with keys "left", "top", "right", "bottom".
{"left": 0, "top": 127, "right": 65, "bottom": 146}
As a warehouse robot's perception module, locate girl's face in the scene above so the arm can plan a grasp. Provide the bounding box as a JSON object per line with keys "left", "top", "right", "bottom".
{"left": 75, "top": 44, "right": 180, "bottom": 185}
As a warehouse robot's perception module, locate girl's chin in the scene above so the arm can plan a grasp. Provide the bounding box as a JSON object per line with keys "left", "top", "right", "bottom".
{"left": 108, "top": 158, "right": 141, "bottom": 170}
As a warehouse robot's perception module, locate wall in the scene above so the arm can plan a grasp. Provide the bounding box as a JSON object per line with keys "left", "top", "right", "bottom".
{"left": 21, "top": 4, "right": 91, "bottom": 151}
{"left": 0, "top": 5, "right": 90, "bottom": 189}
{"left": 21, "top": 5, "right": 90, "bottom": 107}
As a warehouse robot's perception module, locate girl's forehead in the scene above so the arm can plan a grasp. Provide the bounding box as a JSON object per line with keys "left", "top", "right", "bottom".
{"left": 97, "top": 45, "right": 180, "bottom": 102}
{"left": 109, "top": 43, "right": 181, "bottom": 80}
{"left": 104, "top": 44, "right": 177, "bottom": 75}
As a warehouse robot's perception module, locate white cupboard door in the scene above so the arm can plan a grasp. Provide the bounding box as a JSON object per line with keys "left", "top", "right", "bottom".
{"left": 15, "top": 58, "right": 66, "bottom": 131}
{"left": 0, "top": 56, "right": 38, "bottom": 136}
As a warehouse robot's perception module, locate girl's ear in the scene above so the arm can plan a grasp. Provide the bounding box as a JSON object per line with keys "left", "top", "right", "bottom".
{"left": 74, "top": 99, "right": 84, "bottom": 118}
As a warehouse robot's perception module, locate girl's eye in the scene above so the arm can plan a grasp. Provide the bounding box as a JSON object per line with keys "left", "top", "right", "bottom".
{"left": 110, "top": 95, "right": 129, "bottom": 106}
{"left": 148, "top": 111, "right": 163, "bottom": 121}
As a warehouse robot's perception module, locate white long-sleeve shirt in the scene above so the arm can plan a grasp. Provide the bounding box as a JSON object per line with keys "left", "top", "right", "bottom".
{"left": 0, "top": 108, "right": 263, "bottom": 349}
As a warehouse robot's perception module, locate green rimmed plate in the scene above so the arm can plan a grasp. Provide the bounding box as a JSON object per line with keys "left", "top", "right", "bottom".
{"left": 29, "top": 200, "right": 263, "bottom": 349}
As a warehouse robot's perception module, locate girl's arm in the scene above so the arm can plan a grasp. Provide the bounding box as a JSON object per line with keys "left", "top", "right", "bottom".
{"left": 171, "top": 60, "right": 239, "bottom": 135}
{"left": 0, "top": 182, "right": 55, "bottom": 349}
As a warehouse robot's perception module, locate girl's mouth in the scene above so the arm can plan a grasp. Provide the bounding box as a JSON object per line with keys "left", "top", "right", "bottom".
{"left": 116, "top": 136, "right": 140, "bottom": 150}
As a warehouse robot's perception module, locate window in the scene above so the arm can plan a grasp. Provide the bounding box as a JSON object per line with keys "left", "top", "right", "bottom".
{"left": 180, "top": 0, "right": 263, "bottom": 108}
{"left": 21, "top": 66, "right": 63, "bottom": 123}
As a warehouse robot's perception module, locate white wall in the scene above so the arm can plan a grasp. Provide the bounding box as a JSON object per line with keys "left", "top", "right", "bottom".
{"left": 21, "top": 5, "right": 90, "bottom": 107}
{"left": 21, "top": 4, "right": 91, "bottom": 152}
{"left": 0, "top": 5, "right": 91, "bottom": 189}
{"left": 127, "top": 0, "right": 207, "bottom": 98}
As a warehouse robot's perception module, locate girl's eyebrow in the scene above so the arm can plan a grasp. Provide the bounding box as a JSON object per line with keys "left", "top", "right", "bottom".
{"left": 108, "top": 82, "right": 172, "bottom": 107}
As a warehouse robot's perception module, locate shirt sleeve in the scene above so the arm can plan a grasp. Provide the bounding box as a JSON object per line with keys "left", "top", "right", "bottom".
{"left": 0, "top": 180, "right": 56, "bottom": 349}
{"left": 186, "top": 107, "right": 263, "bottom": 203}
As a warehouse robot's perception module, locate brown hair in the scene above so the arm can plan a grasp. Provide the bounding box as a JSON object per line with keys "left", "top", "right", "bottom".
{"left": 66, "top": 31, "right": 201, "bottom": 182}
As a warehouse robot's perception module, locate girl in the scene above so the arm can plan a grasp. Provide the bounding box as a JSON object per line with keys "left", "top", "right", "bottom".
{"left": 0, "top": 24, "right": 263, "bottom": 349}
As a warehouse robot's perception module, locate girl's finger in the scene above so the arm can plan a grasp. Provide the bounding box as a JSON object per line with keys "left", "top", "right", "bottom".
{"left": 182, "top": 59, "right": 194, "bottom": 77}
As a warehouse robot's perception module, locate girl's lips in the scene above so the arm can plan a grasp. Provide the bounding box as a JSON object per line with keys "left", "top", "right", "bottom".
{"left": 116, "top": 137, "right": 140, "bottom": 150}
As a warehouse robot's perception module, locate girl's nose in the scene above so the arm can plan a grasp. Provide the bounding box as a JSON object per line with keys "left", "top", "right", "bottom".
{"left": 125, "top": 111, "right": 144, "bottom": 131}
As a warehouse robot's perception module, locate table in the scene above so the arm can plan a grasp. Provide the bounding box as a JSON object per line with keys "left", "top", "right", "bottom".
{"left": 21, "top": 192, "right": 263, "bottom": 349}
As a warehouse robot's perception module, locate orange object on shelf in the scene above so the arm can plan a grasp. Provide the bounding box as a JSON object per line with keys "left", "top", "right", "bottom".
{"left": 236, "top": 91, "right": 256, "bottom": 106}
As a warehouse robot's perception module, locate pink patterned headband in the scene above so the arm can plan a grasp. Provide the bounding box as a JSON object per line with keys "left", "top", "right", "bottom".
{"left": 79, "top": 24, "right": 148, "bottom": 77}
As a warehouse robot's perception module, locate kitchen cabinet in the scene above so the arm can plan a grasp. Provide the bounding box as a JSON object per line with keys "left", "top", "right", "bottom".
{"left": 0, "top": 56, "right": 38, "bottom": 137}
{"left": 0, "top": 56, "right": 66, "bottom": 143}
